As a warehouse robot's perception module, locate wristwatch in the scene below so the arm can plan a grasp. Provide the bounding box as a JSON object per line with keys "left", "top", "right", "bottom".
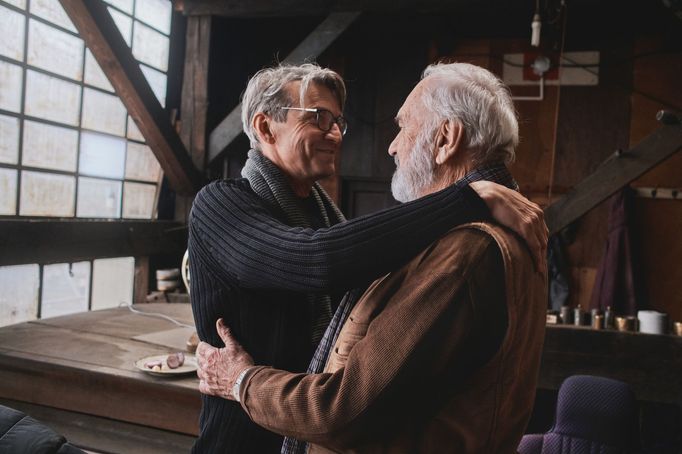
{"left": 232, "top": 368, "right": 250, "bottom": 403}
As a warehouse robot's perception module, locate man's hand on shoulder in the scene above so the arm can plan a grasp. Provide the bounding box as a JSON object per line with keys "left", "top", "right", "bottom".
{"left": 196, "top": 318, "right": 254, "bottom": 401}
{"left": 469, "top": 181, "right": 548, "bottom": 272}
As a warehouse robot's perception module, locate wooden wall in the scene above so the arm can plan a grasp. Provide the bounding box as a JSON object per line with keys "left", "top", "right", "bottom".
{"left": 205, "top": 2, "right": 681, "bottom": 320}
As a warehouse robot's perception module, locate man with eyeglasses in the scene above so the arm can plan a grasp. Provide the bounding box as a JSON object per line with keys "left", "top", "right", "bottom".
{"left": 188, "top": 62, "right": 547, "bottom": 453}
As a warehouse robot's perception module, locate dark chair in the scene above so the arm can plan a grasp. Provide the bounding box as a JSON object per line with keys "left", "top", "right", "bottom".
{"left": 518, "top": 375, "right": 640, "bottom": 454}
{"left": 0, "top": 404, "right": 85, "bottom": 454}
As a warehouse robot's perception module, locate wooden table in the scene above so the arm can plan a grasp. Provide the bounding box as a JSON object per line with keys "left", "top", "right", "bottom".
{"left": 0, "top": 303, "right": 201, "bottom": 453}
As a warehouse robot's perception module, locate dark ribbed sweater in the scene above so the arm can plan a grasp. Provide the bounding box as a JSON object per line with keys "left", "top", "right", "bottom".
{"left": 188, "top": 177, "right": 488, "bottom": 453}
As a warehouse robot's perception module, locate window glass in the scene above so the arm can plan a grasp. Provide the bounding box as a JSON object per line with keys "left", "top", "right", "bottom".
{"left": 135, "top": 0, "right": 172, "bottom": 35}
{"left": 29, "top": 0, "right": 77, "bottom": 33}
{"left": 20, "top": 170, "right": 75, "bottom": 216}
{"left": 81, "top": 88, "right": 126, "bottom": 136}
{"left": 79, "top": 131, "right": 126, "bottom": 179}
{"left": 0, "top": 60, "right": 23, "bottom": 113}
{"left": 0, "top": 264, "right": 39, "bottom": 327}
{"left": 22, "top": 120, "right": 78, "bottom": 172}
{"left": 126, "top": 115, "right": 145, "bottom": 142}
{"left": 0, "top": 5, "right": 25, "bottom": 61}
{"left": 84, "top": 49, "right": 114, "bottom": 92}
{"left": 109, "top": 7, "right": 133, "bottom": 46}
{"left": 41, "top": 262, "right": 91, "bottom": 318}
{"left": 24, "top": 69, "right": 81, "bottom": 126}
{"left": 0, "top": 168, "right": 17, "bottom": 215}
{"left": 91, "top": 257, "right": 134, "bottom": 309}
{"left": 125, "top": 142, "right": 160, "bottom": 182}
{"left": 132, "top": 21, "right": 169, "bottom": 72}
{"left": 140, "top": 64, "right": 167, "bottom": 106}
{"left": 2, "top": 0, "right": 26, "bottom": 9}
{"left": 0, "top": 114, "right": 20, "bottom": 165}
{"left": 76, "top": 177, "right": 122, "bottom": 218}
{"left": 103, "top": 0, "right": 133, "bottom": 15}
{"left": 123, "top": 181, "right": 156, "bottom": 219}
{"left": 27, "top": 19, "right": 84, "bottom": 81}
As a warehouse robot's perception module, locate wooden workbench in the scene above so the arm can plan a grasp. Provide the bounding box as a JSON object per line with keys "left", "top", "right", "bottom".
{"left": 0, "top": 303, "right": 201, "bottom": 453}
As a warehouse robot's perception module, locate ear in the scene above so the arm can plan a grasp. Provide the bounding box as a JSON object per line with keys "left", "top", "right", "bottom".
{"left": 434, "top": 120, "right": 464, "bottom": 165}
{"left": 253, "top": 112, "right": 276, "bottom": 144}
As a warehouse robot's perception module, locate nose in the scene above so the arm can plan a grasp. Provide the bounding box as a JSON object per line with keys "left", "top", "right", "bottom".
{"left": 326, "top": 123, "right": 343, "bottom": 144}
{"left": 388, "top": 137, "right": 398, "bottom": 156}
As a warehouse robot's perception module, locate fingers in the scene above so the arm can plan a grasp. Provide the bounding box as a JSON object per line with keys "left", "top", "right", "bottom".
{"left": 216, "top": 318, "right": 231, "bottom": 346}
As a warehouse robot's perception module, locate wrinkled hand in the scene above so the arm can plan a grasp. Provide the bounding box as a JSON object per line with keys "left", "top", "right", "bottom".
{"left": 196, "top": 318, "right": 254, "bottom": 401}
{"left": 470, "top": 181, "right": 548, "bottom": 272}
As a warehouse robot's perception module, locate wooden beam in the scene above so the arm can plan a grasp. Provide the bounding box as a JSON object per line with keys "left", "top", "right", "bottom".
{"left": 179, "top": 0, "right": 497, "bottom": 17}
{"left": 545, "top": 123, "right": 682, "bottom": 235}
{"left": 59, "top": 0, "right": 204, "bottom": 195}
{"left": 207, "top": 11, "right": 361, "bottom": 165}
{"left": 0, "top": 220, "right": 186, "bottom": 266}
{"left": 180, "top": 15, "right": 211, "bottom": 170}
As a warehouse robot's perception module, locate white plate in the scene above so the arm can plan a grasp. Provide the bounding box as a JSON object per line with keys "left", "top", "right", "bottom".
{"left": 134, "top": 354, "right": 197, "bottom": 377}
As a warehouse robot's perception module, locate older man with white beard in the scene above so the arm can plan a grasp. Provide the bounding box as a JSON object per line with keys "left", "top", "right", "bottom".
{"left": 196, "top": 62, "right": 547, "bottom": 454}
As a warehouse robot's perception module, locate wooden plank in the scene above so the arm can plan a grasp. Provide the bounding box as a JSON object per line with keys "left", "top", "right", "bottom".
{"left": 539, "top": 325, "right": 682, "bottom": 406}
{"left": 544, "top": 124, "right": 682, "bottom": 235}
{"left": 0, "top": 219, "right": 187, "bottom": 266}
{"left": 59, "top": 0, "right": 204, "bottom": 195}
{"left": 0, "top": 399, "right": 196, "bottom": 454}
{"left": 134, "top": 256, "right": 150, "bottom": 305}
{"left": 207, "top": 11, "right": 361, "bottom": 164}
{"left": 180, "top": 15, "right": 211, "bottom": 171}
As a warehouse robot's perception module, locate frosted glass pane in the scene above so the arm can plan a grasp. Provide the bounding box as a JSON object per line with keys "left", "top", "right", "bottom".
{"left": 140, "top": 64, "right": 166, "bottom": 106}
{"left": 109, "top": 7, "right": 132, "bottom": 46}
{"left": 103, "top": 0, "right": 133, "bottom": 14}
{"left": 126, "top": 115, "right": 144, "bottom": 141}
{"left": 79, "top": 131, "right": 126, "bottom": 178}
{"left": 0, "top": 264, "right": 39, "bottom": 327}
{"left": 82, "top": 88, "right": 126, "bottom": 136}
{"left": 20, "top": 170, "right": 75, "bottom": 216}
{"left": 0, "top": 115, "right": 20, "bottom": 164}
{"left": 125, "top": 142, "right": 160, "bottom": 182}
{"left": 0, "top": 61, "right": 23, "bottom": 113}
{"left": 30, "top": 0, "right": 77, "bottom": 33}
{"left": 41, "top": 262, "right": 90, "bottom": 318}
{"left": 77, "top": 177, "right": 121, "bottom": 218}
{"left": 135, "top": 0, "right": 171, "bottom": 35}
{"left": 0, "top": 5, "right": 25, "bottom": 61}
{"left": 91, "top": 257, "right": 134, "bottom": 309}
{"left": 22, "top": 120, "right": 78, "bottom": 172}
{"left": 28, "top": 20, "right": 84, "bottom": 81}
{"left": 0, "top": 168, "right": 17, "bottom": 215}
{"left": 132, "top": 22, "right": 168, "bottom": 72}
{"left": 2, "top": 0, "right": 26, "bottom": 8}
{"left": 123, "top": 181, "right": 155, "bottom": 219}
{"left": 84, "top": 49, "right": 114, "bottom": 92}
{"left": 24, "top": 70, "right": 81, "bottom": 126}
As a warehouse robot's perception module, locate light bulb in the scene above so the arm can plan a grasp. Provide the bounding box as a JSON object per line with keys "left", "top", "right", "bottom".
{"left": 531, "top": 14, "right": 541, "bottom": 47}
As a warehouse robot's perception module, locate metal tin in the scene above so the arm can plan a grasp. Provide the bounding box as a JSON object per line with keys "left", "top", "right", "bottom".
{"left": 604, "top": 306, "right": 614, "bottom": 329}
{"left": 592, "top": 314, "right": 604, "bottom": 330}
{"left": 560, "top": 306, "right": 572, "bottom": 325}
{"left": 573, "top": 305, "right": 583, "bottom": 326}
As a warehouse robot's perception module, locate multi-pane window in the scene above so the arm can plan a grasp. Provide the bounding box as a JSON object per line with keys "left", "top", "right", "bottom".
{"left": 0, "top": 0, "right": 174, "bottom": 326}
{"left": 0, "top": 0, "right": 171, "bottom": 220}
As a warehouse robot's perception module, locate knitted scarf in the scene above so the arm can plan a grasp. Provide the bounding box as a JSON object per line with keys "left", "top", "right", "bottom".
{"left": 241, "top": 149, "right": 345, "bottom": 345}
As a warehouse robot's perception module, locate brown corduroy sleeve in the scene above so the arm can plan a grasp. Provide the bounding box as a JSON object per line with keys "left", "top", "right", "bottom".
{"left": 239, "top": 231, "right": 499, "bottom": 451}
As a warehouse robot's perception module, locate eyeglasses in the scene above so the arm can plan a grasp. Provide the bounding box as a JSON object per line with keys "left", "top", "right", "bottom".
{"left": 280, "top": 107, "right": 348, "bottom": 136}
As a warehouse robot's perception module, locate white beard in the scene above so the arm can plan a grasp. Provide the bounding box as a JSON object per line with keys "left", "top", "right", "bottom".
{"left": 390, "top": 130, "right": 437, "bottom": 203}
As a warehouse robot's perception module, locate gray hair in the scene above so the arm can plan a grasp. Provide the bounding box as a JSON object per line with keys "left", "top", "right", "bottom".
{"left": 420, "top": 62, "right": 518, "bottom": 165}
{"left": 241, "top": 63, "right": 347, "bottom": 150}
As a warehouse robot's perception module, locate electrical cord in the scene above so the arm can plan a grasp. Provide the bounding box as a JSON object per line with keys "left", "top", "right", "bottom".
{"left": 119, "top": 302, "right": 194, "bottom": 329}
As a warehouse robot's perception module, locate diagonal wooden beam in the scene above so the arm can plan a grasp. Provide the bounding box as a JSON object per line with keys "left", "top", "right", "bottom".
{"left": 207, "top": 11, "right": 361, "bottom": 165}
{"left": 545, "top": 123, "right": 682, "bottom": 235}
{"left": 59, "top": 0, "right": 204, "bottom": 195}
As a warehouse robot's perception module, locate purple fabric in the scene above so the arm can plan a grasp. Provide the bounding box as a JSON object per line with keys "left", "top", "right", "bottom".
{"left": 518, "top": 375, "right": 639, "bottom": 454}
{"left": 590, "top": 187, "right": 644, "bottom": 315}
